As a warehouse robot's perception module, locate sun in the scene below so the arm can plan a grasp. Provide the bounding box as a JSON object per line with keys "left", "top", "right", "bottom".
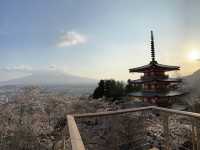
{"left": 188, "top": 49, "right": 200, "bottom": 61}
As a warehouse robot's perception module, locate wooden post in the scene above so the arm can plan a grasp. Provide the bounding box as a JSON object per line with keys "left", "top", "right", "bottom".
{"left": 192, "top": 119, "right": 197, "bottom": 150}
{"left": 163, "top": 112, "right": 170, "bottom": 150}
{"left": 63, "top": 129, "right": 66, "bottom": 150}
{"left": 63, "top": 139, "right": 66, "bottom": 150}
{"left": 196, "top": 121, "right": 200, "bottom": 150}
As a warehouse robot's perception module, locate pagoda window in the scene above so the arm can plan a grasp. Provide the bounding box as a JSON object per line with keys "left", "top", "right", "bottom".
{"left": 144, "top": 84, "right": 146, "bottom": 88}
{"left": 150, "top": 72, "right": 154, "bottom": 76}
{"left": 144, "top": 84, "right": 149, "bottom": 90}
{"left": 151, "top": 84, "right": 156, "bottom": 90}
{"left": 148, "top": 85, "right": 150, "bottom": 90}
{"left": 155, "top": 84, "right": 159, "bottom": 90}
{"left": 144, "top": 72, "right": 150, "bottom": 76}
{"left": 155, "top": 72, "right": 159, "bottom": 75}
{"left": 151, "top": 98, "right": 156, "bottom": 104}
{"left": 148, "top": 84, "right": 152, "bottom": 90}
{"left": 160, "top": 72, "right": 164, "bottom": 75}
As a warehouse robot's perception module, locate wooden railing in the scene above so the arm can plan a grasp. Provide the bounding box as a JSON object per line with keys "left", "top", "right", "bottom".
{"left": 66, "top": 106, "right": 200, "bottom": 150}
{"left": 67, "top": 115, "right": 85, "bottom": 150}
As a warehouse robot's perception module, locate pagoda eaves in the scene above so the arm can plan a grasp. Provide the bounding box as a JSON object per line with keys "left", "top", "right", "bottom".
{"left": 128, "top": 91, "right": 185, "bottom": 98}
{"left": 130, "top": 78, "right": 182, "bottom": 84}
{"left": 129, "top": 61, "right": 180, "bottom": 73}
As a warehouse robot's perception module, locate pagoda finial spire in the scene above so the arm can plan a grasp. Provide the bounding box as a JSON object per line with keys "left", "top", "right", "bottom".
{"left": 150, "top": 30, "right": 155, "bottom": 62}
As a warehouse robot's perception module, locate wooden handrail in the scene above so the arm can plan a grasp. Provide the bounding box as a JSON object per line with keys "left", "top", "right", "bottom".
{"left": 73, "top": 106, "right": 154, "bottom": 118}
{"left": 152, "top": 106, "right": 200, "bottom": 119}
{"left": 70, "top": 106, "right": 200, "bottom": 119}
{"left": 67, "top": 115, "right": 85, "bottom": 150}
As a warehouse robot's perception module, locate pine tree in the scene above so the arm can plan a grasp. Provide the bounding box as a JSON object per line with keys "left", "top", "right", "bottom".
{"left": 93, "top": 80, "right": 105, "bottom": 99}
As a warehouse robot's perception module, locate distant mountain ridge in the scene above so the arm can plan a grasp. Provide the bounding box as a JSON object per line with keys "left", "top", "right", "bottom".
{"left": 0, "top": 70, "right": 97, "bottom": 86}
{"left": 2, "top": 68, "right": 200, "bottom": 89}
{"left": 184, "top": 69, "right": 200, "bottom": 93}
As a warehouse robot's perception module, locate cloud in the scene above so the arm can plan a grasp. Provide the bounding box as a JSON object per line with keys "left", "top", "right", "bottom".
{"left": 2, "top": 65, "right": 32, "bottom": 72}
{"left": 49, "top": 64, "right": 57, "bottom": 70}
{"left": 48, "top": 64, "right": 69, "bottom": 73}
{"left": 57, "top": 31, "right": 87, "bottom": 47}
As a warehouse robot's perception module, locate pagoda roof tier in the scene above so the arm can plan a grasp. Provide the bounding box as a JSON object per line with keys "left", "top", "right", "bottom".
{"left": 128, "top": 90, "right": 185, "bottom": 98}
{"left": 130, "top": 78, "right": 182, "bottom": 84}
{"left": 129, "top": 61, "right": 180, "bottom": 73}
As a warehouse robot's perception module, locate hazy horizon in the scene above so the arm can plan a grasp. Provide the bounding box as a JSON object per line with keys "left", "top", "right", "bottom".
{"left": 1, "top": 0, "right": 200, "bottom": 82}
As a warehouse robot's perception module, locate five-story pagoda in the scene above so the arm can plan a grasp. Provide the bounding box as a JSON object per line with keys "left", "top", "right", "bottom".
{"left": 128, "top": 31, "right": 185, "bottom": 107}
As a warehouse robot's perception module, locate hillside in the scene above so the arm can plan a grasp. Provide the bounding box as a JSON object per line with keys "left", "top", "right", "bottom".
{"left": 0, "top": 86, "right": 115, "bottom": 150}
{"left": 184, "top": 69, "right": 200, "bottom": 94}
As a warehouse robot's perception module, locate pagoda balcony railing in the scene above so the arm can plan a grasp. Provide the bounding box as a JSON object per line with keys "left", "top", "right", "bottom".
{"left": 141, "top": 75, "right": 169, "bottom": 80}
{"left": 65, "top": 106, "right": 200, "bottom": 150}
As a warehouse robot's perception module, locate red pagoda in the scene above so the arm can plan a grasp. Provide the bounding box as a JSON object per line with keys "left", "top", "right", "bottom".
{"left": 128, "top": 31, "right": 185, "bottom": 107}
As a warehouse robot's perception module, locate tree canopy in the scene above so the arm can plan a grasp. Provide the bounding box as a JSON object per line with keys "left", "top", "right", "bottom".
{"left": 92, "top": 79, "right": 142, "bottom": 101}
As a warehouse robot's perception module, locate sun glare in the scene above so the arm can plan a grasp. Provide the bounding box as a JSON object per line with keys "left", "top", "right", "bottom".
{"left": 188, "top": 49, "right": 200, "bottom": 61}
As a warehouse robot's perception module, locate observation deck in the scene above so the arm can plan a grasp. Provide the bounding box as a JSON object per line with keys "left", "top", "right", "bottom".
{"left": 66, "top": 106, "right": 200, "bottom": 150}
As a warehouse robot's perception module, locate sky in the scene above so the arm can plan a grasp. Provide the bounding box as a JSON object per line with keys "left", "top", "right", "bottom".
{"left": 0, "top": 0, "right": 200, "bottom": 81}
